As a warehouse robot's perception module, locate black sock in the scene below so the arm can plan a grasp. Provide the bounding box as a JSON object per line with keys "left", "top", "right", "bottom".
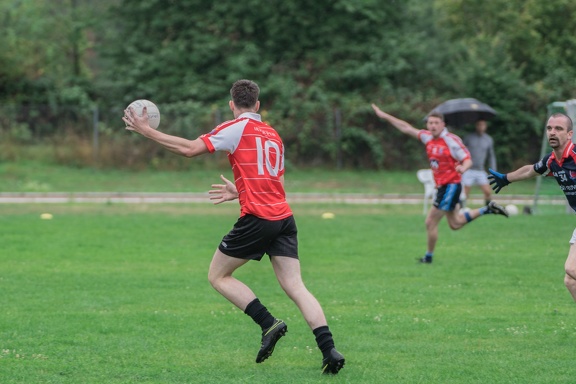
{"left": 244, "top": 298, "right": 275, "bottom": 331}
{"left": 313, "top": 326, "right": 335, "bottom": 358}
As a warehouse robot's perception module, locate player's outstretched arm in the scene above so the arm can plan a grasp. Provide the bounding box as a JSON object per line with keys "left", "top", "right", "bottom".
{"left": 488, "top": 165, "right": 537, "bottom": 193}
{"left": 123, "top": 106, "right": 209, "bottom": 158}
{"left": 209, "top": 174, "right": 238, "bottom": 204}
{"left": 371, "top": 104, "right": 420, "bottom": 139}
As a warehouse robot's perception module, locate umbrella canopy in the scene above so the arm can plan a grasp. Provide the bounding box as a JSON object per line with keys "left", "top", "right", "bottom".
{"left": 425, "top": 98, "right": 497, "bottom": 127}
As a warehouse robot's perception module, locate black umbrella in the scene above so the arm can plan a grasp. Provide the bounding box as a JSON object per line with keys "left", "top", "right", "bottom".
{"left": 425, "top": 98, "right": 497, "bottom": 127}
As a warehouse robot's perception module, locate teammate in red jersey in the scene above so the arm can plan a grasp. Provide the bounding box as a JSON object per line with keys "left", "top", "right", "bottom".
{"left": 371, "top": 104, "right": 509, "bottom": 263}
{"left": 123, "top": 80, "right": 344, "bottom": 374}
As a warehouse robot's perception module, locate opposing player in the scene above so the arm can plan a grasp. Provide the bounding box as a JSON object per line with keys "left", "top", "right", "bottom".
{"left": 123, "top": 80, "right": 345, "bottom": 374}
{"left": 489, "top": 113, "right": 576, "bottom": 301}
{"left": 371, "top": 104, "right": 509, "bottom": 263}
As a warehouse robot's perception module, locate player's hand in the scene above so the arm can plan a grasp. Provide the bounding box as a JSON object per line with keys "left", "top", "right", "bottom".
{"left": 123, "top": 106, "right": 150, "bottom": 133}
{"left": 209, "top": 174, "right": 238, "bottom": 204}
{"left": 488, "top": 168, "right": 510, "bottom": 194}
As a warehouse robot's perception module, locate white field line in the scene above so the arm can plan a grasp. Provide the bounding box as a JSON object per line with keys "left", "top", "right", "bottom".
{"left": 0, "top": 192, "right": 566, "bottom": 206}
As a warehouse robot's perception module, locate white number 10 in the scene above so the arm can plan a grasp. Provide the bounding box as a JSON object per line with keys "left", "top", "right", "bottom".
{"left": 256, "top": 137, "right": 283, "bottom": 176}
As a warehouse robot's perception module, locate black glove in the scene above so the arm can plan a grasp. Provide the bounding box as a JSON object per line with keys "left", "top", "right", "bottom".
{"left": 487, "top": 168, "right": 510, "bottom": 194}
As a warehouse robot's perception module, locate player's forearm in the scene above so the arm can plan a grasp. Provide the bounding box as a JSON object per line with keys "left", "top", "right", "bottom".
{"left": 457, "top": 159, "right": 472, "bottom": 174}
{"left": 383, "top": 116, "right": 419, "bottom": 138}
{"left": 506, "top": 164, "right": 537, "bottom": 182}
{"left": 145, "top": 129, "right": 205, "bottom": 158}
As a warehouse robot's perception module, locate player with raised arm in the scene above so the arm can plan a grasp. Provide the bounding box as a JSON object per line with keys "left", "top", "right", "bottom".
{"left": 488, "top": 113, "right": 576, "bottom": 301}
{"left": 123, "top": 80, "right": 345, "bottom": 374}
{"left": 371, "top": 104, "right": 509, "bottom": 264}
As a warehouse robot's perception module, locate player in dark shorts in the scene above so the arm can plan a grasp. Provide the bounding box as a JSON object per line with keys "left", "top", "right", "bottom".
{"left": 124, "top": 80, "right": 344, "bottom": 374}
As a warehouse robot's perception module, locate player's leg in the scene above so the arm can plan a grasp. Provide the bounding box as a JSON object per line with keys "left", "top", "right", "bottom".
{"left": 461, "top": 171, "right": 473, "bottom": 208}
{"left": 207, "top": 249, "right": 254, "bottom": 309}
{"left": 271, "top": 255, "right": 344, "bottom": 374}
{"left": 210, "top": 215, "right": 286, "bottom": 363}
{"left": 271, "top": 256, "right": 327, "bottom": 329}
{"left": 479, "top": 182, "right": 493, "bottom": 205}
{"left": 564, "top": 230, "right": 576, "bottom": 301}
{"left": 424, "top": 207, "right": 444, "bottom": 261}
{"left": 462, "top": 185, "right": 472, "bottom": 207}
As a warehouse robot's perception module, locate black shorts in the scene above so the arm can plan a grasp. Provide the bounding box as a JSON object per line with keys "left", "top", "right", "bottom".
{"left": 434, "top": 183, "right": 462, "bottom": 211}
{"left": 218, "top": 214, "right": 299, "bottom": 261}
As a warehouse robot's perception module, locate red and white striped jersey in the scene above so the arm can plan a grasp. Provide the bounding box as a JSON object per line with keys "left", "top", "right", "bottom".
{"left": 418, "top": 128, "right": 471, "bottom": 186}
{"left": 200, "top": 112, "right": 292, "bottom": 220}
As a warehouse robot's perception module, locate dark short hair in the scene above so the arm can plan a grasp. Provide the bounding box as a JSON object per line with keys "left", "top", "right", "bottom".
{"left": 230, "top": 79, "right": 260, "bottom": 109}
{"left": 550, "top": 113, "right": 573, "bottom": 132}
{"left": 427, "top": 111, "right": 445, "bottom": 122}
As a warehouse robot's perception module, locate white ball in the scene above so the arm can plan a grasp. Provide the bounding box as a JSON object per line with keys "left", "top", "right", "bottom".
{"left": 505, "top": 204, "right": 519, "bottom": 216}
{"left": 126, "top": 99, "right": 161, "bottom": 129}
{"left": 321, "top": 212, "right": 335, "bottom": 219}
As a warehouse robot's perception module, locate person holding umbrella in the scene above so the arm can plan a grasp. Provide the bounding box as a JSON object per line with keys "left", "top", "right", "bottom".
{"left": 461, "top": 119, "right": 497, "bottom": 207}
{"left": 371, "top": 104, "right": 509, "bottom": 264}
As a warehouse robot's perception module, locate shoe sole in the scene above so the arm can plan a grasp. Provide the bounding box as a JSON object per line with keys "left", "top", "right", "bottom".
{"left": 322, "top": 357, "right": 345, "bottom": 374}
{"left": 256, "top": 323, "right": 287, "bottom": 363}
{"left": 489, "top": 203, "right": 509, "bottom": 218}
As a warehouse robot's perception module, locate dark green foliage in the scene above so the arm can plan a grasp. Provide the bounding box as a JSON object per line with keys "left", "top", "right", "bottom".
{"left": 1, "top": 0, "right": 576, "bottom": 169}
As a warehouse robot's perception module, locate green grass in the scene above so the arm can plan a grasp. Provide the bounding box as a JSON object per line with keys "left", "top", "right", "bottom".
{"left": 0, "top": 160, "right": 564, "bottom": 198}
{"left": 1, "top": 202, "right": 576, "bottom": 383}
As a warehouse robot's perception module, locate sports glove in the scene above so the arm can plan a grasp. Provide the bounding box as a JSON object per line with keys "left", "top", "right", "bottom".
{"left": 487, "top": 168, "right": 510, "bottom": 193}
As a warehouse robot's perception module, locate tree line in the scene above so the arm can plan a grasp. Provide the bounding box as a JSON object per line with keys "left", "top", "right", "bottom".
{"left": 1, "top": 0, "right": 575, "bottom": 170}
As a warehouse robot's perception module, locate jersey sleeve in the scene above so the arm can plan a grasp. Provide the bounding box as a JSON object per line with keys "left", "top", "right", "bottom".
{"left": 534, "top": 154, "right": 552, "bottom": 176}
{"left": 199, "top": 119, "right": 248, "bottom": 154}
{"left": 446, "top": 135, "right": 471, "bottom": 162}
{"left": 418, "top": 130, "right": 432, "bottom": 144}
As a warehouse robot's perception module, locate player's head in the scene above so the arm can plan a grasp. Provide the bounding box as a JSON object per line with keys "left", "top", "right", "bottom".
{"left": 546, "top": 113, "right": 573, "bottom": 150}
{"left": 230, "top": 80, "right": 260, "bottom": 112}
{"left": 426, "top": 111, "right": 446, "bottom": 137}
{"left": 475, "top": 119, "right": 487, "bottom": 133}
{"left": 549, "top": 113, "right": 573, "bottom": 132}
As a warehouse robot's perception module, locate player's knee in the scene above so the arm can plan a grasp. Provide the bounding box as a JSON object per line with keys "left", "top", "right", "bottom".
{"left": 564, "top": 272, "right": 576, "bottom": 291}
{"left": 207, "top": 270, "right": 221, "bottom": 289}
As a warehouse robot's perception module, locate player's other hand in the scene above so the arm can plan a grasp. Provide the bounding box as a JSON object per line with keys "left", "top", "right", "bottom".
{"left": 488, "top": 168, "right": 510, "bottom": 193}
{"left": 209, "top": 174, "right": 238, "bottom": 204}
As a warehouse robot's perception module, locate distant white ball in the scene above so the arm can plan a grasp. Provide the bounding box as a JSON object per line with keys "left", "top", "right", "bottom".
{"left": 505, "top": 204, "right": 519, "bottom": 216}
{"left": 126, "top": 99, "right": 161, "bottom": 129}
{"left": 321, "top": 212, "right": 335, "bottom": 219}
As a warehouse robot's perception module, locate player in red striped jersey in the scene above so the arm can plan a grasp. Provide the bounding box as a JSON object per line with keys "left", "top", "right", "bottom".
{"left": 371, "top": 104, "right": 509, "bottom": 264}
{"left": 124, "top": 80, "right": 344, "bottom": 374}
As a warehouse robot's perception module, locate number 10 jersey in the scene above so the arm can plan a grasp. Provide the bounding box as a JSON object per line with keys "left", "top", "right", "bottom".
{"left": 200, "top": 112, "right": 293, "bottom": 221}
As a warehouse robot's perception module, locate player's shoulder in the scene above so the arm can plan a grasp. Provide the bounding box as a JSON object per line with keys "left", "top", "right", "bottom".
{"left": 444, "top": 131, "right": 465, "bottom": 144}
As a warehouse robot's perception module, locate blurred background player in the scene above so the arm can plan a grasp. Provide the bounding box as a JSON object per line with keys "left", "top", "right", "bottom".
{"left": 461, "top": 119, "right": 497, "bottom": 207}
{"left": 371, "top": 104, "right": 509, "bottom": 264}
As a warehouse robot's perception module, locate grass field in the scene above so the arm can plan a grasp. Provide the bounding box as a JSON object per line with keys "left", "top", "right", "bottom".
{"left": 1, "top": 201, "right": 576, "bottom": 383}
{"left": 0, "top": 160, "right": 565, "bottom": 198}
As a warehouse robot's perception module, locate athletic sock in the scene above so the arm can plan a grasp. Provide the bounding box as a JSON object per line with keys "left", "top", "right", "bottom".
{"left": 313, "top": 326, "right": 335, "bottom": 358}
{"left": 424, "top": 252, "right": 433, "bottom": 261}
{"left": 244, "top": 298, "right": 275, "bottom": 331}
